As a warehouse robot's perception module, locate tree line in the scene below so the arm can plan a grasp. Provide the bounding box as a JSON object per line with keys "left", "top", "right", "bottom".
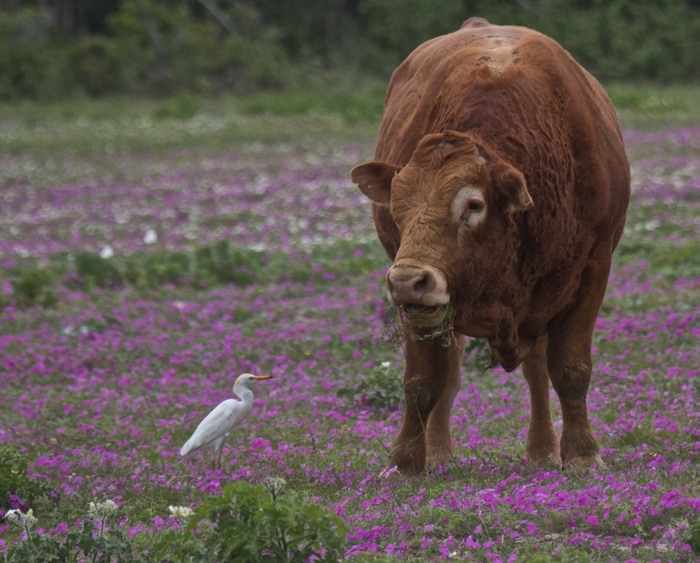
{"left": 1, "top": 0, "right": 698, "bottom": 100}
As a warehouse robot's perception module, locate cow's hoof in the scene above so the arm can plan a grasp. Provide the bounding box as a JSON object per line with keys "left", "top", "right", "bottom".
{"left": 567, "top": 453, "right": 606, "bottom": 472}
{"left": 426, "top": 460, "right": 452, "bottom": 475}
{"left": 527, "top": 451, "right": 562, "bottom": 470}
{"left": 387, "top": 453, "right": 424, "bottom": 476}
{"left": 426, "top": 445, "right": 453, "bottom": 474}
{"left": 425, "top": 456, "right": 451, "bottom": 474}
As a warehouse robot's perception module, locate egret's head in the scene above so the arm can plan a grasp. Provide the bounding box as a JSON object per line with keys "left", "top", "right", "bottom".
{"left": 233, "top": 373, "right": 273, "bottom": 391}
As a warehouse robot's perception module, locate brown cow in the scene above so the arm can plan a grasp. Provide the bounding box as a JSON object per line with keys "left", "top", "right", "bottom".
{"left": 351, "top": 18, "right": 630, "bottom": 475}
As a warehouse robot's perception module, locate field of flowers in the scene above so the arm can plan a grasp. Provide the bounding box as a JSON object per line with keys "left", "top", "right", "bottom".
{"left": 0, "top": 102, "right": 698, "bottom": 561}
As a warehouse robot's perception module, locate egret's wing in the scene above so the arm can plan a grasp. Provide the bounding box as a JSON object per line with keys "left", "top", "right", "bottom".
{"left": 180, "top": 399, "right": 249, "bottom": 455}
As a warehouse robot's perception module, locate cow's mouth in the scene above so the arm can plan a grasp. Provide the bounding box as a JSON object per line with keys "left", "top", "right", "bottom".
{"left": 400, "top": 303, "right": 447, "bottom": 326}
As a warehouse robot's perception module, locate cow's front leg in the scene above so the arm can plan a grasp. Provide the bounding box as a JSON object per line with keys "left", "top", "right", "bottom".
{"left": 389, "top": 336, "right": 453, "bottom": 475}
{"left": 522, "top": 334, "right": 561, "bottom": 468}
{"left": 425, "top": 333, "right": 465, "bottom": 471}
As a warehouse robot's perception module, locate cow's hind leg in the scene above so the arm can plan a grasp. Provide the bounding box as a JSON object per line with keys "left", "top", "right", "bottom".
{"left": 425, "top": 333, "right": 465, "bottom": 471}
{"left": 547, "top": 254, "right": 611, "bottom": 470}
{"left": 522, "top": 334, "right": 561, "bottom": 468}
{"left": 389, "top": 337, "right": 453, "bottom": 475}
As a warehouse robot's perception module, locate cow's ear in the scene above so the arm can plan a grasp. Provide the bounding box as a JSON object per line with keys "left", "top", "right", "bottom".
{"left": 351, "top": 161, "right": 401, "bottom": 205}
{"left": 493, "top": 164, "right": 533, "bottom": 212}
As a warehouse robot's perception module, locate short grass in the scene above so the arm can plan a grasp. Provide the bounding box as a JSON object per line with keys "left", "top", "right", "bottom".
{"left": 0, "top": 82, "right": 385, "bottom": 156}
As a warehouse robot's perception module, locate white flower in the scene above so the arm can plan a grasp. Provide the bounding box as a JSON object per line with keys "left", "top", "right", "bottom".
{"left": 168, "top": 505, "right": 194, "bottom": 520}
{"left": 23, "top": 509, "right": 38, "bottom": 527}
{"left": 4, "top": 508, "right": 37, "bottom": 530}
{"left": 102, "top": 500, "right": 117, "bottom": 513}
{"left": 143, "top": 229, "right": 158, "bottom": 244}
{"left": 99, "top": 245, "right": 114, "bottom": 259}
{"left": 263, "top": 477, "right": 287, "bottom": 498}
{"left": 88, "top": 499, "right": 118, "bottom": 519}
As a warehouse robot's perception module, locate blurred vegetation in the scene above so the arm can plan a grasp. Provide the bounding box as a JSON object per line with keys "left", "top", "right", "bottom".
{"left": 338, "top": 361, "right": 405, "bottom": 413}
{"left": 5, "top": 239, "right": 384, "bottom": 308}
{"left": 0, "top": 0, "right": 698, "bottom": 101}
{"left": 0, "top": 443, "right": 55, "bottom": 512}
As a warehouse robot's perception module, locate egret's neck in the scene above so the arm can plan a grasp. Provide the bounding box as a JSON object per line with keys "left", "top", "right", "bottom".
{"left": 234, "top": 386, "right": 254, "bottom": 403}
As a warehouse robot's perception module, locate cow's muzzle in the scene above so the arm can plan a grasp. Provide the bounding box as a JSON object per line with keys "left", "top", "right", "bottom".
{"left": 386, "top": 262, "right": 449, "bottom": 326}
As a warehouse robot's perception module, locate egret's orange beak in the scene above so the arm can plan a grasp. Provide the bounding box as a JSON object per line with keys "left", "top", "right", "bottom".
{"left": 254, "top": 375, "right": 273, "bottom": 380}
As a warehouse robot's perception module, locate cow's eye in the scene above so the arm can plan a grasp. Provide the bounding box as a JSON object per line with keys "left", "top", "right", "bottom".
{"left": 453, "top": 187, "right": 487, "bottom": 227}
{"left": 461, "top": 198, "right": 485, "bottom": 221}
{"left": 467, "top": 199, "right": 484, "bottom": 212}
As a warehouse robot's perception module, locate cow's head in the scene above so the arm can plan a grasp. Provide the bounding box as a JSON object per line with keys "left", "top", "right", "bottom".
{"left": 351, "top": 131, "right": 532, "bottom": 329}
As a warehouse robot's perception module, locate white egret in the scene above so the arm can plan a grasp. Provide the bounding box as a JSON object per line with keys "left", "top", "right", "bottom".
{"left": 180, "top": 373, "right": 273, "bottom": 467}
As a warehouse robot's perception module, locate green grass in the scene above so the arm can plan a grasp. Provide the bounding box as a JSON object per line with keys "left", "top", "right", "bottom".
{"left": 607, "top": 83, "right": 700, "bottom": 125}
{"left": 0, "top": 82, "right": 697, "bottom": 156}
{"left": 4, "top": 239, "right": 387, "bottom": 310}
{"left": 0, "top": 84, "right": 385, "bottom": 155}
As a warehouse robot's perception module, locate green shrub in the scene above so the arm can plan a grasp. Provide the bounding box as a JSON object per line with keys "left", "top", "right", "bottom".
{"left": 9, "top": 268, "right": 57, "bottom": 308}
{"left": 153, "top": 479, "right": 347, "bottom": 562}
{"left": 73, "top": 251, "right": 124, "bottom": 289}
{"left": 8, "top": 243, "right": 273, "bottom": 299}
{"left": 194, "top": 241, "right": 265, "bottom": 286}
{"left": 124, "top": 250, "right": 192, "bottom": 288}
{"left": 689, "top": 517, "right": 700, "bottom": 557}
{"left": 4, "top": 500, "right": 135, "bottom": 563}
{"left": 65, "top": 35, "right": 132, "bottom": 97}
{"left": 0, "top": 445, "right": 53, "bottom": 512}
{"left": 339, "top": 361, "right": 404, "bottom": 412}
{"left": 0, "top": 8, "right": 53, "bottom": 100}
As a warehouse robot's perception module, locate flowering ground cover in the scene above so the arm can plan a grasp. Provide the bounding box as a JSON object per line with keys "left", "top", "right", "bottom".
{"left": 0, "top": 102, "right": 698, "bottom": 561}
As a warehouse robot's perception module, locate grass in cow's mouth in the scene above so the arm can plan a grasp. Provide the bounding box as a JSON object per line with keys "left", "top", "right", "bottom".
{"left": 383, "top": 304, "right": 457, "bottom": 348}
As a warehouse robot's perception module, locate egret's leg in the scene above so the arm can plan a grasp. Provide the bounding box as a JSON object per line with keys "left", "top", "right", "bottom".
{"left": 215, "top": 446, "right": 223, "bottom": 469}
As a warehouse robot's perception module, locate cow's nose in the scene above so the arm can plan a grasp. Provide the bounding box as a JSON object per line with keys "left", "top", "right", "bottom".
{"left": 386, "top": 265, "right": 437, "bottom": 305}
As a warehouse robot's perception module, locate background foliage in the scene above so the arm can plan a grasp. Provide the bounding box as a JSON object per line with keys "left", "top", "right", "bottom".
{"left": 1, "top": 0, "right": 699, "bottom": 100}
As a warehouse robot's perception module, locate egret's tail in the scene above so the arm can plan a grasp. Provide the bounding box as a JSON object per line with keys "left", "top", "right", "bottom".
{"left": 180, "top": 440, "right": 193, "bottom": 456}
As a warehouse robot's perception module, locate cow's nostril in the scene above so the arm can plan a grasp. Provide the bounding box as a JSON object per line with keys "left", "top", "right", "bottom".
{"left": 413, "top": 274, "right": 430, "bottom": 292}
